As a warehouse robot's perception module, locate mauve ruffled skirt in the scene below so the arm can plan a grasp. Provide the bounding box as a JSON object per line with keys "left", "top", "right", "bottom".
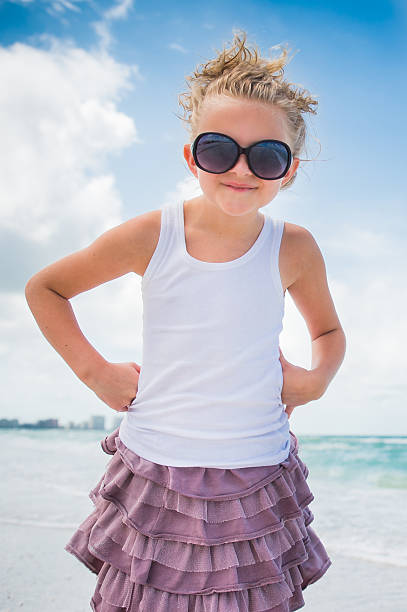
{"left": 64, "top": 427, "right": 332, "bottom": 611}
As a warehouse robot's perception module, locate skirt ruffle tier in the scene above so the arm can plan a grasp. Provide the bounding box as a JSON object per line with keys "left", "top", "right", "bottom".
{"left": 65, "top": 427, "right": 332, "bottom": 611}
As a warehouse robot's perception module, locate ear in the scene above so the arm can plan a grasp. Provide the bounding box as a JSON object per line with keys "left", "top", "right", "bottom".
{"left": 183, "top": 143, "right": 198, "bottom": 179}
{"left": 281, "top": 156, "right": 300, "bottom": 186}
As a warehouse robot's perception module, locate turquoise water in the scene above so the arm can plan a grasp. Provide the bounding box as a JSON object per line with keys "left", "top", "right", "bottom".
{"left": 296, "top": 434, "right": 407, "bottom": 490}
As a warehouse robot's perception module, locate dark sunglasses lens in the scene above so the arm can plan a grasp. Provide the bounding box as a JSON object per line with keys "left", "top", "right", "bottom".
{"left": 249, "top": 142, "right": 289, "bottom": 179}
{"left": 195, "top": 134, "right": 237, "bottom": 173}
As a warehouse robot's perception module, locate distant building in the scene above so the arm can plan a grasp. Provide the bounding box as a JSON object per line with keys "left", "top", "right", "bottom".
{"left": 0, "top": 418, "right": 60, "bottom": 429}
{"left": 0, "top": 418, "right": 19, "bottom": 428}
{"left": 37, "top": 418, "right": 59, "bottom": 428}
{"left": 89, "top": 415, "right": 105, "bottom": 430}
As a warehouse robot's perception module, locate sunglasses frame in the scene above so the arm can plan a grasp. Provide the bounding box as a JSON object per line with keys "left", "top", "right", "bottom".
{"left": 191, "top": 131, "right": 293, "bottom": 180}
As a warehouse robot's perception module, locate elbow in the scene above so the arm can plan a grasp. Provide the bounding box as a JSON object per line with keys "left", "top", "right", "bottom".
{"left": 25, "top": 275, "right": 68, "bottom": 302}
{"left": 25, "top": 274, "right": 44, "bottom": 302}
{"left": 25, "top": 276, "right": 35, "bottom": 298}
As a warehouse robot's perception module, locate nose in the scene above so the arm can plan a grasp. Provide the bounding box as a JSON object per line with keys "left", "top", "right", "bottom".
{"left": 230, "top": 152, "right": 253, "bottom": 175}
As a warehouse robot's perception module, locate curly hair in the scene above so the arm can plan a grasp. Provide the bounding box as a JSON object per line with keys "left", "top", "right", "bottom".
{"left": 177, "top": 30, "right": 320, "bottom": 189}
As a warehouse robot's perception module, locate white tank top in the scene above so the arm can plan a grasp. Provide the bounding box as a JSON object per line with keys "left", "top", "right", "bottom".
{"left": 119, "top": 200, "right": 290, "bottom": 468}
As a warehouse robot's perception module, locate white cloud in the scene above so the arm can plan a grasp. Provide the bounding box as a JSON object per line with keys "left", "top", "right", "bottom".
{"left": 0, "top": 33, "right": 144, "bottom": 427}
{"left": 91, "top": 0, "right": 134, "bottom": 54}
{"left": 48, "top": 0, "right": 83, "bottom": 13}
{"left": 323, "top": 225, "right": 399, "bottom": 259}
{"left": 0, "top": 38, "right": 140, "bottom": 247}
{"left": 9, "top": 1, "right": 135, "bottom": 47}
{"left": 169, "top": 42, "right": 188, "bottom": 54}
{"left": 104, "top": 0, "right": 133, "bottom": 20}
{"left": 9, "top": 0, "right": 87, "bottom": 14}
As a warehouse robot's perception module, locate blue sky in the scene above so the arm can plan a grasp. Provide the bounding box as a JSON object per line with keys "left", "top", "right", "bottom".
{"left": 0, "top": 0, "right": 406, "bottom": 435}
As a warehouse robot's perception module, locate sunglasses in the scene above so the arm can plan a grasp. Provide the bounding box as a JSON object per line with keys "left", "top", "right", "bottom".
{"left": 191, "top": 131, "right": 292, "bottom": 180}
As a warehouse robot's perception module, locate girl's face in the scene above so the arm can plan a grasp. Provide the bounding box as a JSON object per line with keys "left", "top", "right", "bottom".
{"left": 183, "top": 95, "right": 300, "bottom": 218}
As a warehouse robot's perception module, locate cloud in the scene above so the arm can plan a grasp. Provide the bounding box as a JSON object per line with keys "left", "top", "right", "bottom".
{"left": 169, "top": 42, "right": 188, "bottom": 54}
{"left": 0, "top": 29, "right": 146, "bottom": 422}
{"left": 91, "top": 0, "right": 134, "bottom": 54}
{"left": 103, "top": 0, "right": 133, "bottom": 20}
{"left": 8, "top": 0, "right": 87, "bottom": 17}
{"left": 9, "top": 1, "right": 135, "bottom": 45}
{"left": 0, "top": 37, "right": 141, "bottom": 259}
{"left": 0, "top": 28, "right": 147, "bottom": 427}
{"left": 322, "top": 225, "right": 399, "bottom": 260}
{"left": 47, "top": 0, "right": 83, "bottom": 14}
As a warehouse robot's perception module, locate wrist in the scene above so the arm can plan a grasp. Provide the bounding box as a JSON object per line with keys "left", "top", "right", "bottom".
{"left": 78, "top": 355, "right": 109, "bottom": 387}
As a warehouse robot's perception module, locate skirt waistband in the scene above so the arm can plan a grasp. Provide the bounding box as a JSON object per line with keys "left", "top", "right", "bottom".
{"left": 101, "top": 427, "right": 301, "bottom": 500}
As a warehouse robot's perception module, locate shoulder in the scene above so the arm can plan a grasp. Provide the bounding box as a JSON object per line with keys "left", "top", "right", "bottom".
{"left": 121, "top": 208, "right": 162, "bottom": 276}
{"left": 87, "top": 207, "right": 163, "bottom": 277}
{"left": 280, "top": 221, "right": 325, "bottom": 290}
{"left": 125, "top": 207, "right": 162, "bottom": 238}
{"left": 282, "top": 221, "right": 321, "bottom": 255}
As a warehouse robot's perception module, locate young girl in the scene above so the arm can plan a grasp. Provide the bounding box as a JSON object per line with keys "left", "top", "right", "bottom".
{"left": 25, "top": 31, "right": 346, "bottom": 612}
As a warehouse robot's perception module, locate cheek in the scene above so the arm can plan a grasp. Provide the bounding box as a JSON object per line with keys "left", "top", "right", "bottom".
{"left": 197, "top": 170, "right": 218, "bottom": 190}
{"left": 265, "top": 181, "right": 282, "bottom": 196}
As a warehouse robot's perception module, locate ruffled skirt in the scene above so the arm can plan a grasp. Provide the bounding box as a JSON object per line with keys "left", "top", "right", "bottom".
{"left": 65, "top": 427, "right": 332, "bottom": 611}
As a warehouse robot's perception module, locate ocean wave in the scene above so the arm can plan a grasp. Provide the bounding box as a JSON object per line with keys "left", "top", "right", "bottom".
{"left": 0, "top": 517, "right": 79, "bottom": 529}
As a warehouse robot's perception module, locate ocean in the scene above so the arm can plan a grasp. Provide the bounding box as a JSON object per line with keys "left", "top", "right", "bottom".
{"left": 1, "top": 427, "right": 406, "bottom": 611}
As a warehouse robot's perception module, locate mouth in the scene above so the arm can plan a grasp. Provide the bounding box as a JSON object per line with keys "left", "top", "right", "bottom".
{"left": 223, "top": 183, "right": 257, "bottom": 192}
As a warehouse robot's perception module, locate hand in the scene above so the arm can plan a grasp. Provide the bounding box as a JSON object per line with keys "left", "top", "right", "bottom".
{"left": 83, "top": 361, "right": 141, "bottom": 412}
{"left": 279, "top": 348, "right": 316, "bottom": 419}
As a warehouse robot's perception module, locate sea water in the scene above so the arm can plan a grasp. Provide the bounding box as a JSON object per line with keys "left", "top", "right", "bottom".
{"left": 1, "top": 427, "right": 406, "bottom": 610}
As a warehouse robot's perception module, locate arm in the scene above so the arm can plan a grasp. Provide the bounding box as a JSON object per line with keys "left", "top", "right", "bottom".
{"left": 280, "top": 227, "right": 346, "bottom": 411}
{"left": 25, "top": 210, "right": 160, "bottom": 411}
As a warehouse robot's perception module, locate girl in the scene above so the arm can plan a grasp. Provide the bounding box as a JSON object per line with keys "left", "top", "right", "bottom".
{"left": 25, "top": 31, "right": 346, "bottom": 612}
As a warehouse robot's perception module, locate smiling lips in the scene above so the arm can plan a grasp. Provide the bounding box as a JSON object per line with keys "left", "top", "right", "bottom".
{"left": 224, "top": 182, "right": 257, "bottom": 190}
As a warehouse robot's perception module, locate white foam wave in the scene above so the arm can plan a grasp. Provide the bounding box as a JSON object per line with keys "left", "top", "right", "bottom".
{"left": 0, "top": 517, "right": 79, "bottom": 529}
{"left": 328, "top": 542, "right": 407, "bottom": 568}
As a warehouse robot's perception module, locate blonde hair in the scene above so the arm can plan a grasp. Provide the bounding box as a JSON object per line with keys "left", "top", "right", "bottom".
{"left": 178, "top": 30, "right": 319, "bottom": 190}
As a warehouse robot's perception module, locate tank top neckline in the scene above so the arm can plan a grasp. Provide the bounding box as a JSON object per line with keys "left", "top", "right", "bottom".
{"left": 178, "top": 200, "right": 272, "bottom": 269}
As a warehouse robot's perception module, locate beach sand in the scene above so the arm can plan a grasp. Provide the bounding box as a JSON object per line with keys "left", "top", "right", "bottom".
{"left": 1, "top": 522, "right": 405, "bottom": 611}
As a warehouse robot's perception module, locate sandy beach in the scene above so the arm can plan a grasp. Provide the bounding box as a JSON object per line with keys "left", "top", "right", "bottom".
{"left": 1, "top": 521, "right": 405, "bottom": 611}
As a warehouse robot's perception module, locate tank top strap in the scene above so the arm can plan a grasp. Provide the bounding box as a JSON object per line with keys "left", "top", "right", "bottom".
{"left": 269, "top": 218, "right": 285, "bottom": 301}
{"left": 141, "top": 201, "right": 179, "bottom": 287}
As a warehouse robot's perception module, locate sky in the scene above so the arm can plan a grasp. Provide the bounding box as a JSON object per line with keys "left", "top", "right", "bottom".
{"left": 0, "top": 0, "right": 406, "bottom": 435}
